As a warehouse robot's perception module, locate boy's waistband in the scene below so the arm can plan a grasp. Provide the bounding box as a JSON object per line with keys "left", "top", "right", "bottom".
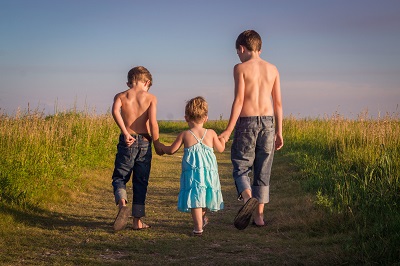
{"left": 120, "top": 133, "right": 152, "bottom": 142}
{"left": 237, "top": 116, "right": 273, "bottom": 123}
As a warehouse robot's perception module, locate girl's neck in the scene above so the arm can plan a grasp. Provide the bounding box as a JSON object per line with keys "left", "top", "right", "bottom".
{"left": 188, "top": 121, "right": 204, "bottom": 130}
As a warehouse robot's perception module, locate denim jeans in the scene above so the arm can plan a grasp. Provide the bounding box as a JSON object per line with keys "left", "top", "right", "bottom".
{"left": 231, "top": 116, "right": 275, "bottom": 203}
{"left": 112, "top": 134, "right": 152, "bottom": 218}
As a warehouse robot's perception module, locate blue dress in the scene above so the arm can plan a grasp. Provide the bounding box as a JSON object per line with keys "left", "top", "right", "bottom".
{"left": 177, "top": 129, "right": 224, "bottom": 213}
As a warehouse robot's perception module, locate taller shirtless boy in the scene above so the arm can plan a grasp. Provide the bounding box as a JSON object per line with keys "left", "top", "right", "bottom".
{"left": 219, "top": 30, "right": 284, "bottom": 230}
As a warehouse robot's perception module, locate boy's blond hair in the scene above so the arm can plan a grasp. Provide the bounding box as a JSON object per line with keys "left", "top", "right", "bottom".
{"left": 185, "top": 96, "right": 208, "bottom": 123}
{"left": 235, "top": 30, "right": 262, "bottom": 52}
{"left": 127, "top": 66, "right": 153, "bottom": 87}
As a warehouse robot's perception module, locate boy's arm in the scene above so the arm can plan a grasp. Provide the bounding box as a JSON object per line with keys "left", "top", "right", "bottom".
{"left": 148, "top": 96, "right": 164, "bottom": 155}
{"left": 112, "top": 94, "right": 135, "bottom": 146}
{"left": 272, "top": 71, "right": 284, "bottom": 150}
{"left": 219, "top": 64, "right": 244, "bottom": 141}
{"left": 161, "top": 132, "right": 184, "bottom": 155}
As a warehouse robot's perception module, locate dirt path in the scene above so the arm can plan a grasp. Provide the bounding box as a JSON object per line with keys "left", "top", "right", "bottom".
{"left": 0, "top": 153, "right": 352, "bottom": 265}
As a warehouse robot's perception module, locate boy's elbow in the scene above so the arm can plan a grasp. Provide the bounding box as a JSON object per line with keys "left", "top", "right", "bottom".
{"left": 274, "top": 102, "right": 283, "bottom": 112}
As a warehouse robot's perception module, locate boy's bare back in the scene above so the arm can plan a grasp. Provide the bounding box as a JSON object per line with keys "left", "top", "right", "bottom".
{"left": 220, "top": 29, "right": 283, "bottom": 150}
{"left": 235, "top": 57, "right": 280, "bottom": 117}
{"left": 114, "top": 88, "right": 156, "bottom": 135}
{"left": 112, "top": 65, "right": 162, "bottom": 152}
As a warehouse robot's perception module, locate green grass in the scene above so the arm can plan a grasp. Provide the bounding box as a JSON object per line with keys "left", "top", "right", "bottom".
{"left": 282, "top": 113, "right": 400, "bottom": 263}
{"left": 0, "top": 109, "right": 117, "bottom": 207}
{"left": 0, "top": 110, "right": 399, "bottom": 264}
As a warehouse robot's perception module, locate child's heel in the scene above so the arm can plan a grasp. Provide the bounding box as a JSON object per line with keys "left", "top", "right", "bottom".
{"left": 192, "top": 229, "right": 203, "bottom": 237}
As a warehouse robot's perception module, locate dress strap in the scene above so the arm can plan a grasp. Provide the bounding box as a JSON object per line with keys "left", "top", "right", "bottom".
{"left": 200, "top": 129, "right": 208, "bottom": 142}
{"left": 188, "top": 129, "right": 207, "bottom": 144}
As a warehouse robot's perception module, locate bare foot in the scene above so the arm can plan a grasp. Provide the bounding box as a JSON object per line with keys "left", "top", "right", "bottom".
{"left": 132, "top": 219, "right": 151, "bottom": 230}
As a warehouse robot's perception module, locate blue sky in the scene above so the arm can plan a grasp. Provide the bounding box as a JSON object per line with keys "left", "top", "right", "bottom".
{"left": 1, "top": 0, "right": 399, "bottom": 119}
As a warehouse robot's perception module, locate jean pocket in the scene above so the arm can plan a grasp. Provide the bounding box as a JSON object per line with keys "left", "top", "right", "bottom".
{"left": 259, "top": 129, "right": 275, "bottom": 152}
{"left": 234, "top": 130, "right": 255, "bottom": 154}
{"left": 116, "top": 143, "right": 131, "bottom": 164}
{"left": 138, "top": 143, "right": 152, "bottom": 162}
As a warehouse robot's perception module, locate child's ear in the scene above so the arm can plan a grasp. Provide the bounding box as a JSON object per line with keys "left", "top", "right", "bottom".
{"left": 204, "top": 116, "right": 208, "bottom": 123}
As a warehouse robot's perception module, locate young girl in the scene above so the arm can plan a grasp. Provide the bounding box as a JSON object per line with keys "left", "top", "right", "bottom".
{"left": 160, "top": 96, "right": 226, "bottom": 236}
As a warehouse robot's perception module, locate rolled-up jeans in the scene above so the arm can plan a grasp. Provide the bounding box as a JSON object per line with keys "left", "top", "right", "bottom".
{"left": 112, "top": 133, "right": 152, "bottom": 218}
{"left": 231, "top": 116, "right": 275, "bottom": 203}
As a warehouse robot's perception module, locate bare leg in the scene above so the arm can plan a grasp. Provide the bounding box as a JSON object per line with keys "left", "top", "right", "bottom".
{"left": 241, "top": 189, "right": 252, "bottom": 203}
{"left": 191, "top": 208, "right": 203, "bottom": 232}
{"left": 253, "top": 203, "right": 265, "bottom": 225}
{"left": 202, "top": 208, "right": 208, "bottom": 227}
{"left": 118, "top": 199, "right": 127, "bottom": 208}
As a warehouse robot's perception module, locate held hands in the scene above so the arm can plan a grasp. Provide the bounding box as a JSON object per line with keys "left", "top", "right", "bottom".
{"left": 153, "top": 139, "right": 165, "bottom": 156}
{"left": 218, "top": 130, "right": 231, "bottom": 143}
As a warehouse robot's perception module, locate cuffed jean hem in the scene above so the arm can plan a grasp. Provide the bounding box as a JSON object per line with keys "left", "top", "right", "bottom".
{"left": 235, "top": 175, "right": 252, "bottom": 198}
{"left": 235, "top": 176, "right": 270, "bottom": 203}
{"left": 114, "top": 188, "right": 128, "bottom": 205}
{"left": 252, "top": 185, "right": 270, "bottom": 203}
{"left": 132, "top": 204, "right": 145, "bottom": 218}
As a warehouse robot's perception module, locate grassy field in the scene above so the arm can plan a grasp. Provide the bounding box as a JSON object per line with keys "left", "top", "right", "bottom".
{"left": 283, "top": 113, "right": 400, "bottom": 263}
{"left": 0, "top": 110, "right": 399, "bottom": 264}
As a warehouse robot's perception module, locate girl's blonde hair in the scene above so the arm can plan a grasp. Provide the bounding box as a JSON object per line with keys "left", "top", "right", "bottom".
{"left": 185, "top": 96, "right": 208, "bottom": 123}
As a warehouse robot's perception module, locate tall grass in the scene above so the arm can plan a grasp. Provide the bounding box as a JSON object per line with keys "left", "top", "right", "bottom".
{"left": 283, "top": 113, "right": 400, "bottom": 263}
{"left": 1, "top": 108, "right": 399, "bottom": 263}
{"left": 0, "top": 109, "right": 117, "bottom": 207}
{"left": 0, "top": 113, "right": 227, "bottom": 207}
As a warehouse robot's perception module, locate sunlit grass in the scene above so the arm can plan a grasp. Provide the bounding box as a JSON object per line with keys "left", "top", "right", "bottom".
{"left": 283, "top": 112, "right": 400, "bottom": 263}
{"left": 0, "top": 108, "right": 118, "bottom": 207}
{"left": 0, "top": 108, "right": 399, "bottom": 263}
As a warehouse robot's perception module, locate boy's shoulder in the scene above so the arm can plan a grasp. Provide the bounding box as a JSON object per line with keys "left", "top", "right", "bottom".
{"left": 237, "top": 58, "right": 276, "bottom": 67}
{"left": 264, "top": 60, "right": 278, "bottom": 70}
{"left": 235, "top": 59, "right": 278, "bottom": 76}
{"left": 113, "top": 89, "right": 127, "bottom": 101}
{"left": 138, "top": 88, "right": 157, "bottom": 100}
{"left": 114, "top": 88, "right": 157, "bottom": 101}
{"left": 114, "top": 87, "right": 131, "bottom": 96}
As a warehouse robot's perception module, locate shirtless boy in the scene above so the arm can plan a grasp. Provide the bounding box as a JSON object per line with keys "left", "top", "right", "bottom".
{"left": 219, "top": 30, "right": 283, "bottom": 230}
{"left": 111, "top": 66, "right": 163, "bottom": 231}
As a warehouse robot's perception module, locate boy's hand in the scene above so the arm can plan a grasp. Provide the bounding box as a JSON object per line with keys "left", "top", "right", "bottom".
{"left": 275, "top": 134, "right": 283, "bottom": 150}
{"left": 219, "top": 130, "right": 231, "bottom": 143}
{"left": 124, "top": 134, "right": 135, "bottom": 146}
